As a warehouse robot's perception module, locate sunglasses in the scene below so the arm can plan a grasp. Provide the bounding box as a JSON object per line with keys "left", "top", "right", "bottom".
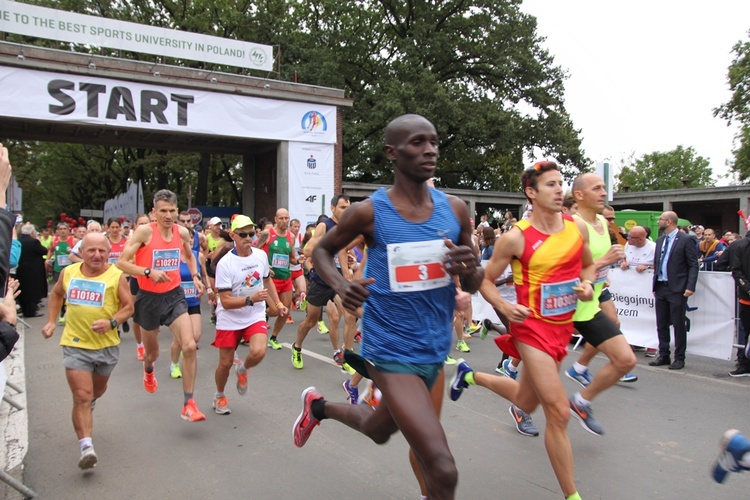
{"left": 604, "top": 217, "right": 616, "bottom": 222}
{"left": 235, "top": 231, "right": 255, "bottom": 239}
{"left": 178, "top": 219, "right": 191, "bottom": 224}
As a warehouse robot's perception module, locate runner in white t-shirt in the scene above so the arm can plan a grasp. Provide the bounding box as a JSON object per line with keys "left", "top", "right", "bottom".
{"left": 211, "top": 215, "right": 288, "bottom": 415}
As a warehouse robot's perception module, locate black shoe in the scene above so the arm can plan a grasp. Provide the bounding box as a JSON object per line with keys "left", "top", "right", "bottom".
{"left": 649, "top": 356, "right": 671, "bottom": 367}
{"left": 729, "top": 366, "right": 750, "bottom": 377}
{"left": 668, "top": 360, "right": 685, "bottom": 370}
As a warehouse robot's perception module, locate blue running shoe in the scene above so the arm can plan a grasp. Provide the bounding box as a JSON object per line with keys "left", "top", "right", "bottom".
{"left": 565, "top": 366, "right": 592, "bottom": 388}
{"left": 619, "top": 372, "right": 638, "bottom": 383}
{"left": 569, "top": 396, "right": 604, "bottom": 436}
{"left": 502, "top": 359, "right": 518, "bottom": 380}
{"left": 449, "top": 359, "right": 472, "bottom": 401}
{"left": 342, "top": 379, "right": 359, "bottom": 405}
{"left": 712, "top": 429, "right": 750, "bottom": 483}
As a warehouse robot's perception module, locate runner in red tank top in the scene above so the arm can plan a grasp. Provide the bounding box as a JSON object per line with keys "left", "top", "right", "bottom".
{"left": 116, "top": 189, "right": 206, "bottom": 422}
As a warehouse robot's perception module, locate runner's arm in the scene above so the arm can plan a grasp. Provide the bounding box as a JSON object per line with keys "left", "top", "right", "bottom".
{"left": 115, "top": 224, "right": 151, "bottom": 276}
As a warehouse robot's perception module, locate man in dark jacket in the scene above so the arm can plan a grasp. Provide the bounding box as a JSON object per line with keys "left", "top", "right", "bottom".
{"left": 0, "top": 144, "right": 20, "bottom": 361}
{"left": 17, "top": 224, "right": 48, "bottom": 317}
{"left": 730, "top": 233, "right": 750, "bottom": 377}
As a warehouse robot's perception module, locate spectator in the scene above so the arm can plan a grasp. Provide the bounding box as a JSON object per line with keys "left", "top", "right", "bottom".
{"left": 0, "top": 143, "right": 20, "bottom": 362}
{"left": 699, "top": 228, "right": 726, "bottom": 271}
{"left": 730, "top": 232, "right": 750, "bottom": 377}
{"left": 16, "top": 224, "right": 48, "bottom": 317}
{"left": 621, "top": 225, "right": 656, "bottom": 272}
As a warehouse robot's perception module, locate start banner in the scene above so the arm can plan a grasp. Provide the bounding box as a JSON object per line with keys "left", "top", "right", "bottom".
{"left": 288, "top": 142, "right": 334, "bottom": 228}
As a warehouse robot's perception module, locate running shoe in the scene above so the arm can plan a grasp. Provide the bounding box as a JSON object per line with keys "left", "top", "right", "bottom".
{"left": 445, "top": 355, "right": 457, "bottom": 365}
{"left": 645, "top": 348, "right": 657, "bottom": 358}
{"left": 712, "top": 429, "right": 750, "bottom": 483}
{"left": 299, "top": 294, "right": 308, "bottom": 311}
{"left": 341, "top": 362, "right": 355, "bottom": 375}
{"left": 122, "top": 320, "right": 130, "bottom": 333}
{"left": 565, "top": 366, "right": 592, "bottom": 388}
{"left": 342, "top": 379, "right": 359, "bottom": 405}
{"left": 143, "top": 367, "right": 158, "bottom": 393}
{"left": 502, "top": 359, "right": 517, "bottom": 380}
{"left": 213, "top": 395, "right": 231, "bottom": 415}
{"left": 293, "top": 387, "right": 323, "bottom": 447}
{"left": 333, "top": 351, "right": 344, "bottom": 366}
{"left": 729, "top": 365, "right": 750, "bottom": 377}
{"left": 58, "top": 315, "right": 66, "bottom": 324}
{"left": 449, "top": 358, "right": 472, "bottom": 401}
{"left": 233, "top": 352, "right": 242, "bottom": 365}
{"left": 170, "top": 364, "right": 182, "bottom": 379}
{"left": 569, "top": 397, "right": 604, "bottom": 435}
{"left": 291, "top": 299, "right": 298, "bottom": 310}
{"left": 509, "top": 405, "right": 539, "bottom": 437}
{"left": 136, "top": 344, "right": 145, "bottom": 361}
{"left": 78, "top": 446, "right": 98, "bottom": 470}
{"left": 292, "top": 346, "right": 304, "bottom": 369}
{"left": 455, "top": 340, "right": 470, "bottom": 353}
{"left": 495, "top": 361, "right": 504, "bottom": 374}
{"left": 181, "top": 398, "right": 206, "bottom": 422}
{"left": 466, "top": 322, "right": 482, "bottom": 336}
{"left": 210, "top": 313, "right": 216, "bottom": 325}
{"left": 236, "top": 364, "right": 248, "bottom": 395}
{"left": 619, "top": 372, "right": 638, "bottom": 383}
{"left": 354, "top": 331, "right": 362, "bottom": 343}
{"left": 239, "top": 337, "right": 249, "bottom": 346}
{"left": 267, "top": 337, "right": 282, "bottom": 350}
{"left": 362, "top": 384, "right": 381, "bottom": 410}
{"left": 317, "top": 321, "right": 329, "bottom": 334}
{"left": 286, "top": 315, "right": 294, "bottom": 324}
{"left": 479, "top": 322, "right": 489, "bottom": 340}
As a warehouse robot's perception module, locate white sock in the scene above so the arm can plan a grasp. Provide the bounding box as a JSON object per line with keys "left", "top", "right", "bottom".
{"left": 237, "top": 364, "right": 247, "bottom": 374}
{"left": 137, "top": 343, "right": 143, "bottom": 347}
{"left": 506, "top": 362, "right": 518, "bottom": 373}
{"left": 574, "top": 392, "right": 591, "bottom": 406}
{"left": 739, "top": 452, "right": 750, "bottom": 469}
{"left": 573, "top": 361, "right": 587, "bottom": 374}
{"left": 214, "top": 392, "right": 225, "bottom": 399}
{"left": 79, "top": 437, "right": 92, "bottom": 452}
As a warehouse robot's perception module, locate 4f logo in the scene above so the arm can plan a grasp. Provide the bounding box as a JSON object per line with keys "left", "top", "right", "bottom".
{"left": 305, "top": 195, "right": 317, "bottom": 203}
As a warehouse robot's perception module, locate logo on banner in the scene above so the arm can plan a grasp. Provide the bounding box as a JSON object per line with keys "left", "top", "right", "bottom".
{"left": 301, "top": 111, "right": 327, "bottom": 135}
{"left": 306, "top": 155, "right": 317, "bottom": 169}
{"left": 305, "top": 195, "right": 317, "bottom": 203}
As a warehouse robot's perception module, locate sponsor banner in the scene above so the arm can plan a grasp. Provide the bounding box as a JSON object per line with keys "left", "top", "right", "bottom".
{"left": 103, "top": 181, "right": 144, "bottom": 224}
{"left": 0, "top": 66, "right": 337, "bottom": 144}
{"left": 473, "top": 267, "right": 736, "bottom": 360}
{"left": 0, "top": 0, "right": 273, "bottom": 71}
{"left": 608, "top": 268, "right": 735, "bottom": 360}
{"left": 288, "top": 142, "right": 334, "bottom": 227}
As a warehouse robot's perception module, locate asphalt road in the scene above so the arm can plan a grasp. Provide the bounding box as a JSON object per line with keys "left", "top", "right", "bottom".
{"left": 19, "top": 303, "right": 750, "bottom": 499}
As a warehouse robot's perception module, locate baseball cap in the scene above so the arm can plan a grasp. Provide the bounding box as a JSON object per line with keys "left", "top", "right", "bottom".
{"left": 122, "top": 221, "right": 130, "bottom": 228}
{"left": 208, "top": 216, "right": 222, "bottom": 227}
{"left": 230, "top": 215, "right": 254, "bottom": 232}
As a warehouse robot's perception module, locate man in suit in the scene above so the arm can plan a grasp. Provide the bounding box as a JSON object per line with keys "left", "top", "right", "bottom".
{"left": 650, "top": 211, "right": 699, "bottom": 370}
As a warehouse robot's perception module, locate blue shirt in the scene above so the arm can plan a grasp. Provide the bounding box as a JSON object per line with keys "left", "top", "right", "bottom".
{"left": 361, "top": 187, "right": 459, "bottom": 365}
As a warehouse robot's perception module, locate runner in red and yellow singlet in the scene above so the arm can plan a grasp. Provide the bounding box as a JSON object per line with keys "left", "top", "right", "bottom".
{"left": 448, "top": 161, "right": 596, "bottom": 500}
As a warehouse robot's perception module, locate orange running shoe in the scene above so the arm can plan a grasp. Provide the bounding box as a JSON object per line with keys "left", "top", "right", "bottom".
{"left": 136, "top": 344, "right": 145, "bottom": 361}
{"left": 181, "top": 398, "right": 206, "bottom": 422}
{"left": 143, "top": 367, "right": 158, "bottom": 393}
{"left": 286, "top": 315, "right": 294, "bottom": 324}
{"left": 236, "top": 364, "right": 248, "bottom": 395}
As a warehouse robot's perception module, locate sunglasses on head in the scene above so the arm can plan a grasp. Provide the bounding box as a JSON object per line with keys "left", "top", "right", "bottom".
{"left": 235, "top": 231, "right": 255, "bottom": 239}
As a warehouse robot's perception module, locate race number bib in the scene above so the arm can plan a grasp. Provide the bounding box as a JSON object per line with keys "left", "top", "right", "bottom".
{"left": 540, "top": 278, "right": 580, "bottom": 317}
{"left": 108, "top": 251, "right": 122, "bottom": 264}
{"left": 272, "top": 253, "right": 290, "bottom": 269}
{"left": 68, "top": 278, "right": 105, "bottom": 307}
{"left": 387, "top": 240, "right": 450, "bottom": 292}
{"left": 181, "top": 281, "right": 198, "bottom": 299}
{"left": 153, "top": 249, "right": 180, "bottom": 271}
{"left": 56, "top": 254, "right": 71, "bottom": 267}
{"left": 594, "top": 266, "right": 610, "bottom": 285}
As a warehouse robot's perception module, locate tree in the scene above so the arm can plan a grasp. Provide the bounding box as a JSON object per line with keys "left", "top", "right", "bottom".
{"left": 615, "top": 146, "right": 714, "bottom": 192}
{"left": 715, "top": 30, "right": 750, "bottom": 182}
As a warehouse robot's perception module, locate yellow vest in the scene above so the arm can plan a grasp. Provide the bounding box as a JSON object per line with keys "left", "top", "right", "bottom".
{"left": 60, "top": 262, "right": 123, "bottom": 350}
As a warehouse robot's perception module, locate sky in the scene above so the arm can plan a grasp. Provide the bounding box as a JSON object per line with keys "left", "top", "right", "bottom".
{"left": 521, "top": 1, "right": 750, "bottom": 185}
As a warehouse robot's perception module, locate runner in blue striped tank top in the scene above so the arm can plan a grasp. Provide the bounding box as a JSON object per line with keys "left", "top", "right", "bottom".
{"left": 292, "top": 114, "right": 483, "bottom": 500}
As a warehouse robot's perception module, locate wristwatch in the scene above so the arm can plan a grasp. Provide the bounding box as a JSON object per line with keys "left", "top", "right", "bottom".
{"left": 144, "top": 267, "right": 151, "bottom": 278}
{"left": 245, "top": 296, "right": 254, "bottom": 307}
{"left": 109, "top": 318, "right": 117, "bottom": 329}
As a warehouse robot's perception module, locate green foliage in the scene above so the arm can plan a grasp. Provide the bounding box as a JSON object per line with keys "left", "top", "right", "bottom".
{"left": 615, "top": 146, "right": 714, "bottom": 192}
{"left": 715, "top": 31, "right": 750, "bottom": 181}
